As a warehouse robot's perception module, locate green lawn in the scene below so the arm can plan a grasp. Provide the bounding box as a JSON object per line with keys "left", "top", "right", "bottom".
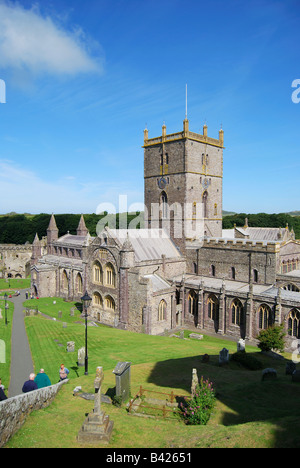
{"left": 4, "top": 297, "right": 300, "bottom": 448}
{"left": 0, "top": 299, "right": 14, "bottom": 389}
{"left": 0, "top": 278, "right": 31, "bottom": 291}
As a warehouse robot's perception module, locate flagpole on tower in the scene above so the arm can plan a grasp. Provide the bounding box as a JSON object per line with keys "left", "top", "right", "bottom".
{"left": 185, "top": 83, "right": 188, "bottom": 120}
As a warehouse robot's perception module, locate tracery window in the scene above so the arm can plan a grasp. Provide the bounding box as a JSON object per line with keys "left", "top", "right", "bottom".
{"left": 93, "top": 261, "right": 103, "bottom": 284}
{"left": 105, "top": 263, "right": 116, "bottom": 287}
{"left": 288, "top": 309, "right": 300, "bottom": 338}
{"left": 188, "top": 291, "right": 197, "bottom": 316}
{"left": 76, "top": 273, "right": 83, "bottom": 294}
{"left": 207, "top": 295, "right": 219, "bottom": 321}
{"left": 258, "top": 304, "right": 273, "bottom": 329}
{"left": 62, "top": 270, "right": 68, "bottom": 290}
{"left": 93, "top": 292, "right": 103, "bottom": 307}
{"left": 231, "top": 299, "right": 243, "bottom": 326}
{"left": 158, "top": 300, "right": 167, "bottom": 321}
{"left": 105, "top": 295, "right": 115, "bottom": 311}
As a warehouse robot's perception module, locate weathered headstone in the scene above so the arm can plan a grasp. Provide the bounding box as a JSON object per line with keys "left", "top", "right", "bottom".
{"left": 219, "top": 348, "right": 229, "bottom": 366}
{"left": 202, "top": 353, "right": 210, "bottom": 363}
{"left": 237, "top": 339, "right": 245, "bottom": 352}
{"left": 113, "top": 361, "right": 131, "bottom": 402}
{"left": 189, "top": 333, "right": 203, "bottom": 340}
{"left": 67, "top": 341, "right": 75, "bottom": 353}
{"left": 286, "top": 361, "right": 296, "bottom": 375}
{"left": 58, "top": 311, "right": 62, "bottom": 319}
{"left": 77, "top": 367, "right": 114, "bottom": 444}
{"left": 0, "top": 340, "right": 5, "bottom": 364}
{"left": 262, "top": 368, "right": 277, "bottom": 381}
{"left": 70, "top": 307, "right": 75, "bottom": 317}
{"left": 78, "top": 347, "right": 85, "bottom": 367}
{"left": 191, "top": 368, "right": 199, "bottom": 397}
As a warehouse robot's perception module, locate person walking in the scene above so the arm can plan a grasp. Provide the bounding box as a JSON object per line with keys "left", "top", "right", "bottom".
{"left": 59, "top": 364, "right": 69, "bottom": 381}
{"left": 22, "top": 373, "right": 38, "bottom": 393}
{"left": 34, "top": 369, "right": 51, "bottom": 389}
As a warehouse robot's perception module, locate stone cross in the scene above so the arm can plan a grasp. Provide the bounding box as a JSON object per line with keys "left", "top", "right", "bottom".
{"left": 94, "top": 366, "right": 104, "bottom": 415}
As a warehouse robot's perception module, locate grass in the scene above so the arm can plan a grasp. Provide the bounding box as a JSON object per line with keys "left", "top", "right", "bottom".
{"left": 0, "top": 299, "right": 14, "bottom": 389}
{"left": 0, "top": 278, "right": 31, "bottom": 291}
{"left": 3, "top": 297, "right": 300, "bottom": 448}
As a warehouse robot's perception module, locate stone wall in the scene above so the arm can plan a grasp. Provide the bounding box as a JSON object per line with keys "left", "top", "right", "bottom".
{"left": 0, "top": 380, "right": 68, "bottom": 448}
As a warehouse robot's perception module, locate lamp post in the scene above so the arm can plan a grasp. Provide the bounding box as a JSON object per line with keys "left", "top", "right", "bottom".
{"left": 4, "top": 293, "right": 8, "bottom": 326}
{"left": 81, "top": 291, "right": 92, "bottom": 375}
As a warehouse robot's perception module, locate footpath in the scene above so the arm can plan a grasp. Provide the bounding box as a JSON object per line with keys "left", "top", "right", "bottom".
{"left": 8, "top": 289, "right": 34, "bottom": 398}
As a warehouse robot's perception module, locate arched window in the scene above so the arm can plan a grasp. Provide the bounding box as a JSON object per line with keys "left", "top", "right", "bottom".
{"left": 188, "top": 291, "right": 197, "bottom": 316}
{"left": 283, "top": 283, "right": 300, "bottom": 292}
{"left": 93, "top": 261, "right": 103, "bottom": 284}
{"left": 231, "top": 267, "right": 236, "bottom": 280}
{"left": 93, "top": 292, "right": 103, "bottom": 307}
{"left": 231, "top": 299, "right": 243, "bottom": 326}
{"left": 288, "top": 309, "right": 300, "bottom": 338}
{"left": 210, "top": 265, "right": 216, "bottom": 277}
{"left": 158, "top": 300, "right": 167, "bottom": 321}
{"left": 76, "top": 273, "right": 83, "bottom": 294}
{"left": 253, "top": 269, "right": 258, "bottom": 283}
{"left": 202, "top": 191, "right": 208, "bottom": 218}
{"left": 160, "top": 191, "right": 168, "bottom": 219}
{"left": 258, "top": 304, "right": 273, "bottom": 329}
{"left": 105, "top": 263, "right": 116, "bottom": 287}
{"left": 105, "top": 295, "right": 115, "bottom": 311}
{"left": 62, "top": 270, "right": 68, "bottom": 290}
{"left": 207, "top": 295, "right": 219, "bottom": 321}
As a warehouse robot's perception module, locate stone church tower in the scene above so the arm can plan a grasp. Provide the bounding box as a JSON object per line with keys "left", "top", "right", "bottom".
{"left": 143, "top": 118, "right": 224, "bottom": 252}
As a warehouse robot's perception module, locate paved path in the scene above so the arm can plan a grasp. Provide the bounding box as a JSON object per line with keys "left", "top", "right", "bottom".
{"left": 8, "top": 289, "right": 34, "bottom": 398}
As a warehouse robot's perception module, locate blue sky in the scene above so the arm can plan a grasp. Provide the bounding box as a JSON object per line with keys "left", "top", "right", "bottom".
{"left": 0, "top": 0, "right": 299, "bottom": 215}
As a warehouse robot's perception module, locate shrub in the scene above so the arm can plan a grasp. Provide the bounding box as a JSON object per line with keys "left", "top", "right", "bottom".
{"left": 230, "top": 351, "right": 263, "bottom": 370}
{"left": 180, "top": 376, "right": 216, "bottom": 425}
{"left": 256, "top": 324, "right": 285, "bottom": 353}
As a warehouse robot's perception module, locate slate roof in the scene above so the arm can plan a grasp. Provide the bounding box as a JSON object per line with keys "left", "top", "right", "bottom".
{"left": 108, "top": 229, "right": 182, "bottom": 262}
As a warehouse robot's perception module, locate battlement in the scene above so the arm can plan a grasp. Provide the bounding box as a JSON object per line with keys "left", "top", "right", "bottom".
{"left": 202, "top": 237, "right": 281, "bottom": 253}
{"left": 143, "top": 119, "right": 224, "bottom": 148}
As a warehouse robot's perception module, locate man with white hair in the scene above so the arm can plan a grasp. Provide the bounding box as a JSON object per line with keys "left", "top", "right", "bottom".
{"left": 34, "top": 369, "right": 51, "bottom": 389}
{"left": 22, "top": 373, "right": 38, "bottom": 393}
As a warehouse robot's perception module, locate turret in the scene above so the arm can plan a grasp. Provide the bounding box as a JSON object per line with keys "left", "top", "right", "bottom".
{"left": 47, "top": 214, "right": 58, "bottom": 254}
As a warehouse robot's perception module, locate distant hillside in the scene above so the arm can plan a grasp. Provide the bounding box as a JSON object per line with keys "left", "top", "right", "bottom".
{"left": 222, "top": 212, "right": 300, "bottom": 239}
{"left": 0, "top": 211, "right": 300, "bottom": 244}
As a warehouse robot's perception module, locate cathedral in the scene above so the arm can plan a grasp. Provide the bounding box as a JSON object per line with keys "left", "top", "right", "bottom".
{"left": 31, "top": 118, "right": 300, "bottom": 350}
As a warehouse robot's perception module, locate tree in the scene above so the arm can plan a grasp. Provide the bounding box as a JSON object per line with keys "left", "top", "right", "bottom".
{"left": 256, "top": 324, "right": 286, "bottom": 353}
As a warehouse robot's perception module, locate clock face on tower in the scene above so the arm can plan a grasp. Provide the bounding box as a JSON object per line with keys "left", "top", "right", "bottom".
{"left": 158, "top": 177, "right": 167, "bottom": 189}
{"left": 202, "top": 178, "right": 210, "bottom": 190}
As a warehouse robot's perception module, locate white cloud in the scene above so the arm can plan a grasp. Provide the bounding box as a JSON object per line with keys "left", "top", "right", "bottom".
{"left": 0, "top": 1, "right": 102, "bottom": 76}
{"left": 0, "top": 160, "right": 143, "bottom": 214}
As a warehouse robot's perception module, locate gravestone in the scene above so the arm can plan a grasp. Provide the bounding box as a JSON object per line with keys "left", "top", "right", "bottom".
{"left": 113, "top": 361, "right": 131, "bottom": 402}
{"left": 78, "top": 347, "right": 85, "bottom": 367}
{"left": 67, "top": 341, "right": 75, "bottom": 353}
{"left": 77, "top": 367, "right": 114, "bottom": 444}
{"left": 0, "top": 340, "right": 5, "bottom": 364}
{"left": 202, "top": 353, "right": 210, "bottom": 363}
{"left": 58, "top": 311, "right": 62, "bottom": 319}
{"left": 191, "top": 368, "right": 199, "bottom": 397}
{"left": 189, "top": 333, "right": 203, "bottom": 340}
{"left": 219, "top": 348, "right": 229, "bottom": 366}
{"left": 286, "top": 361, "right": 296, "bottom": 375}
{"left": 262, "top": 368, "right": 277, "bottom": 381}
{"left": 237, "top": 339, "right": 245, "bottom": 352}
{"left": 70, "top": 307, "right": 75, "bottom": 317}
